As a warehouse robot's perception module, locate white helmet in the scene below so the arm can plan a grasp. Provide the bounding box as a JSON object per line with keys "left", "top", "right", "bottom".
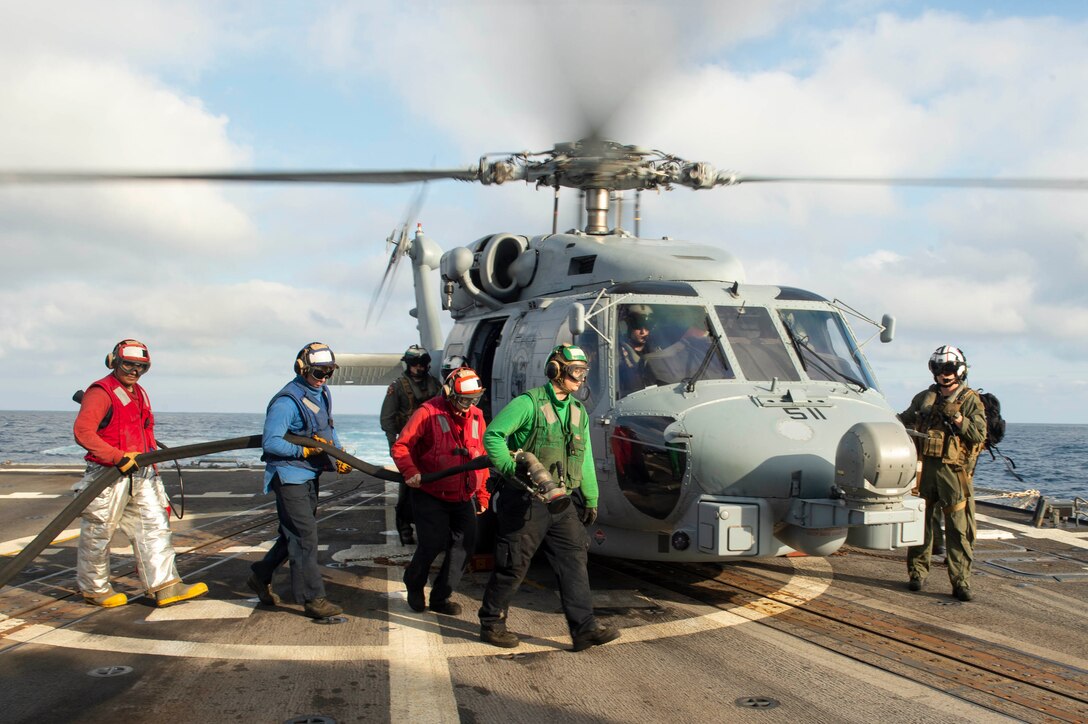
{"left": 440, "top": 354, "right": 468, "bottom": 378}
{"left": 928, "top": 345, "right": 967, "bottom": 381}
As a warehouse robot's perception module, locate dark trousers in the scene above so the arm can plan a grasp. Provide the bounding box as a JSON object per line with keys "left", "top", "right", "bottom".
{"left": 251, "top": 475, "right": 326, "bottom": 603}
{"left": 403, "top": 490, "right": 478, "bottom": 604}
{"left": 479, "top": 490, "right": 597, "bottom": 637}
{"left": 395, "top": 482, "right": 414, "bottom": 533}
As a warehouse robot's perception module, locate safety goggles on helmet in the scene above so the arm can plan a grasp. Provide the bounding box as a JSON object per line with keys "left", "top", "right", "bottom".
{"left": 118, "top": 360, "right": 149, "bottom": 375}
{"left": 563, "top": 364, "right": 589, "bottom": 381}
{"left": 929, "top": 361, "right": 960, "bottom": 376}
{"left": 309, "top": 366, "right": 336, "bottom": 380}
{"left": 402, "top": 345, "right": 431, "bottom": 366}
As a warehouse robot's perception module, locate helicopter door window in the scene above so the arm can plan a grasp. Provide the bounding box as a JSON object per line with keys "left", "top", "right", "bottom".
{"left": 777, "top": 309, "right": 877, "bottom": 389}
{"left": 637, "top": 304, "right": 732, "bottom": 388}
{"left": 610, "top": 415, "right": 686, "bottom": 520}
{"left": 716, "top": 306, "right": 801, "bottom": 382}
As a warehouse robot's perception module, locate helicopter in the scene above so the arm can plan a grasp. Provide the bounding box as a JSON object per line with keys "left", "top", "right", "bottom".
{"left": 6, "top": 138, "right": 1085, "bottom": 562}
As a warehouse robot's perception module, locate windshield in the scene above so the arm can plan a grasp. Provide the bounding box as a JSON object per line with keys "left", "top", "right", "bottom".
{"left": 617, "top": 303, "right": 733, "bottom": 394}
{"left": 777, "top": 308, "right": 877, "bottom": 389}
{"left": 716, "top": 306, "right": 801, "bottom": 382}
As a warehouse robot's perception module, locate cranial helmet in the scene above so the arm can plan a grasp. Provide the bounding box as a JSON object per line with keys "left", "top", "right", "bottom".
{"left": 624, "top": 304, "right": 653, "bottom": 329}
{"left": 545, "top": 343, "right": 589, "bottom": 380}
{"left": 928, "top": 345, "right": 967, "bottom": 381}
{"left": 444, "top": 367, "right": 485, "bottom": 411}
{"left": 105, "top": 339, "right": 151, "bottom": 370}
{"left": 440, "top": 353, "right": 467, "bottom": 378}
{"left": 294, "top": 342, "right": 338, "bottom": 375}
{"left": 402, "top": 345, "right": 431, "bottom": 367}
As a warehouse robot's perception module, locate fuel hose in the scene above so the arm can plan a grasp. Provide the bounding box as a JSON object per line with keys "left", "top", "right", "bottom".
{"left": 0, "top": 434, "right": 490, "bottom": 589}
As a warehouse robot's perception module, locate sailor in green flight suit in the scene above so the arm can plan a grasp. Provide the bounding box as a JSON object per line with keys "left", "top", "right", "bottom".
{"left": 899, "top": 345, "right": 987, "bottom": 602}
{"left": 478, "top": 343, "right": 620, "bottom": 651}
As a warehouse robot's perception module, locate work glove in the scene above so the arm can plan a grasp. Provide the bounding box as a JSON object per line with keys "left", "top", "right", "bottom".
{"left": 580, "top": 506, "right": 598, "bottom": 526}
{"left": 302, "top": 435, "right": 334, "bottom": 459}
{"left": 335, "top": 459, "right": 352, "bottom": 475}
{"left": 117, "top": 452, "right": 140, "bottom": 473}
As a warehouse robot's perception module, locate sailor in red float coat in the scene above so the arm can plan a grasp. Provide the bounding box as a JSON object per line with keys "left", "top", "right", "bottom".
{"left": 391, "top": 368, "right": 489, "bottom": 614}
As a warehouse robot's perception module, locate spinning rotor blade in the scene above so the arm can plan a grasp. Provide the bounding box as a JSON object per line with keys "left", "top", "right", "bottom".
{"left": 726, "top": 175, "right": 1088, "bottom": 191}
{"left": 0, "top": 168, "right": 480, "bottom": 185}
{"left": 365, "top": 184, "right": 428, "bottom": 328}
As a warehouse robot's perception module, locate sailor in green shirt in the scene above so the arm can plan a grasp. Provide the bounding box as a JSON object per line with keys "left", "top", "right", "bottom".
{"left": 478, "top": 344, "right": 620, "bottom": 652}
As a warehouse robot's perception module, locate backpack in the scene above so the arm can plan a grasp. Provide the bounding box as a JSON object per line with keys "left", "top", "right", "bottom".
{"left": 976, "top": 389, "right": 1006, "bottom": 449}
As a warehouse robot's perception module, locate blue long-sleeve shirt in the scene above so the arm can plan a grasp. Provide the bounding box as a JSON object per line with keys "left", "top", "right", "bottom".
{"left": 262, "top": 378, "right": 341, "bottom": 492}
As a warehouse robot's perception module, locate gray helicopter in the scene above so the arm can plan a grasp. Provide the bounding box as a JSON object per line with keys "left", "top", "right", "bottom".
{"left": 323, "top": 139, "right": 926, "bottom": 561}
{"left": 8, "top": 139, "right": 1084, "bottom": 561}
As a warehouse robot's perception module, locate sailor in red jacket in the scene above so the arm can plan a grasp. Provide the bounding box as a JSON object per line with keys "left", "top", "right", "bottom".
{"left": 72, "top": 339, "right": 207, "bottom": 608}
{"left": 392, "top": 367, "right": 490, "bottom": 615}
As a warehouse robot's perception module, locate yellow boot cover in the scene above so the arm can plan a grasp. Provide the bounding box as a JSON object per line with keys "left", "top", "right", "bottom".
{"left": 84, "top": 590, "right": 128, "bottom": 608}
{"left": 155, "top": 581, "right": 209, "bottom": 607}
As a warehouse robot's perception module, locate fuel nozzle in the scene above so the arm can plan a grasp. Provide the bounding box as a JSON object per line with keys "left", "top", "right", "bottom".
{"left": 513, "top": 450, "right": 570, "bottom": 513}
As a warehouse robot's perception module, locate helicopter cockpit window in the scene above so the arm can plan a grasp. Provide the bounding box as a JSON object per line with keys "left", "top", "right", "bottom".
{"left": 716, "top": 306, "right": 801, "bottom": 382}
{"left": 611, "top": 416, "right": 687, "bottom": 519}
{"left": 630, "top": 304, "right": 733, "bottom": 390}
{"left": 777, "top": 309, "right": 877, "bottom": 389}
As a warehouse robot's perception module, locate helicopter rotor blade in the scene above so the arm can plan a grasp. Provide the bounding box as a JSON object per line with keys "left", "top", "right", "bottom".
{"left": 364, "top": 183, "right": 429, "bottom": 328}
{"left": 0, "top": 168, "right": 481, "bottom": 185}
{"left": 725, "top": 174, "right": 1088, "bottom": 191}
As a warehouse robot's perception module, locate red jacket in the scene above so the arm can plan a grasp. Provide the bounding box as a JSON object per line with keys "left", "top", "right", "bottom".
{"left": 391, "top": 397, "right": 490, "bottom": 508}
{"left": 74, "top": 374, "right": 156, "bottom": 466}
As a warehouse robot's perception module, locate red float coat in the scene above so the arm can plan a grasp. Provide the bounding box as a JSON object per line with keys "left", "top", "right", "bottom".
{"left": 391, "top": 396, "right": 490, "bottom": 509}
{"left": 74, "top": 374, "right": 157, "bottom": 466}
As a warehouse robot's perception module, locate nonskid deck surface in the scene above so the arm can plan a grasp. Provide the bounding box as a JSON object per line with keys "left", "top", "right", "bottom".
{"left": 1, "top": 468, "right": 1087, "bottom": 724}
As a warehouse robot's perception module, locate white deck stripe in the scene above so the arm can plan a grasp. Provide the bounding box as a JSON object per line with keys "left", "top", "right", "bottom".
{"left": 387, "top": 567, "right": 460, "bottom": 723}
{"left": 0, "top": 528, "right": 81, "bottom": 556}
{"left": 975, "top": 513, "right": 1088, "bottom": 549}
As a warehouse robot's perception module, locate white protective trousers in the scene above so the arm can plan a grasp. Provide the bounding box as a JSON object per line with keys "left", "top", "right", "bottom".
{"left": 76, "top": 464, "right": 180, "bottom": 596}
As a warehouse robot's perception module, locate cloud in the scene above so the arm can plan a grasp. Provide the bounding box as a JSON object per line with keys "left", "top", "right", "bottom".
{"left": 2, "top": 3, "right": 1087, "bottom": 422}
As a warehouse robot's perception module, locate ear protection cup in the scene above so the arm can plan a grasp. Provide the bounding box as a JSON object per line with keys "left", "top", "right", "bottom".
{"left": 545, "top": 359, "right": 561, "bottom": 380}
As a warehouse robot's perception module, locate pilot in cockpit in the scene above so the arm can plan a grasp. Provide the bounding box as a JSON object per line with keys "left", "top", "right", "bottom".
{"left": 617, "top": 304, "right": 656, "bottom": 395}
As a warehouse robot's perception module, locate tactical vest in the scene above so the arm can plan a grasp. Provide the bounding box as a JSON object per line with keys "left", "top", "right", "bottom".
{"left": 262, "top": 378, "right": 336, "bottom": 474}
{"left": 393, "top": 375, "right": 440, "bottom": 430}
{"left": 83, "top": 374, "right": 155, "bottom": 466}
{"left": 521, "top": 386, "right": 587, "bottom": 490}
{"left": 914, "top": 384, "right": 982, "bottom": 469}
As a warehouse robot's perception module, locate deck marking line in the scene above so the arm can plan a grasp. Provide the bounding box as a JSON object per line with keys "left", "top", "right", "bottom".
{"left": 1, "top": 555, "right": 831, "bottom": 661}
{"left": 976, "top": 514, "right": 1088, "bottom": 549}
{"left": 1, "top": 528, "right": 81, "bottom": 556}
{"left": 387, "top": 567, "right": 460, "bottom": 724}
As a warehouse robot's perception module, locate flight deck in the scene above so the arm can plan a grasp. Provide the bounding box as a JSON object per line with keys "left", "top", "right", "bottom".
{"left": 2, "top": 466, "right": 1086, "bottom": 723}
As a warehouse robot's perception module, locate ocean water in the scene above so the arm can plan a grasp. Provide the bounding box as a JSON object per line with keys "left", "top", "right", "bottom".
{"left": 1, "top": 411, "right": 1084, "bottom": 499}
{"left": 0, "top": 411, "right": 393, "bottom": 468}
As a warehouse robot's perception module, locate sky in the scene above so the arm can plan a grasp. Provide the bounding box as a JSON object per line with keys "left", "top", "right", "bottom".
{"left": 1, "top": 1, "right": 1086, "bottom": 423}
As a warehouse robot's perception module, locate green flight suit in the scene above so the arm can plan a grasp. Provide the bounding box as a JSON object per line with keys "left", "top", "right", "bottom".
{"left": 899, "top": 384, "right": 987, "bottom": 590}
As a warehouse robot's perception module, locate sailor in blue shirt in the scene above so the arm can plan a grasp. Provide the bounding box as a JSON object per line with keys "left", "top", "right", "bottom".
{"left": 249, "top": 343, "right": 349, "bottom": 619}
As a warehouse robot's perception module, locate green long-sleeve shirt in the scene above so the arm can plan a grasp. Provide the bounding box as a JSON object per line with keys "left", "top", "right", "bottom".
{"left": 483, "top": 383, "right": 599, "bottom": 507}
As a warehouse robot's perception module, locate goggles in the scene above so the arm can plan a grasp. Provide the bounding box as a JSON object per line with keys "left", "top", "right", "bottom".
{"left": 118, "top": 361, "right": 149, "bottom": 375}
{"left": 309, "top": 366, "right": 336, "bottom": 380}
{"left": 451, "top": 393, "right": 483, "bottom": 408}
{"left": 563, "top": 364, "right": 590, "bottom": 381}
{"left": 930, "top": 361, "right": 960, "bottom": 375}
